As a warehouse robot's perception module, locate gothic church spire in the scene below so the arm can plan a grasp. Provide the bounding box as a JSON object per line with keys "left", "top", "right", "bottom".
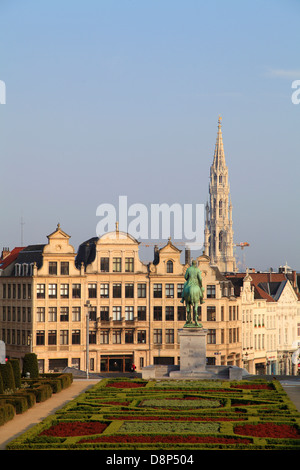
{"left": 204, "top": 117, "right": 237, "bottom": 273}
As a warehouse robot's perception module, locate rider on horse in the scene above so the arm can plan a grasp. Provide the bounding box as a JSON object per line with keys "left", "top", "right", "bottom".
{"left": 181, "top": 260, "right": 204, "bottom": 327}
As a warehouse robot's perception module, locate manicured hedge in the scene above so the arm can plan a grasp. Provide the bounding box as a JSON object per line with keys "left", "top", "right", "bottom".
{"left": 0, "top": 403, "right": 15, "bottom": 426}
{"left": 6, "top": 378, "right": 300, "bottom": 450}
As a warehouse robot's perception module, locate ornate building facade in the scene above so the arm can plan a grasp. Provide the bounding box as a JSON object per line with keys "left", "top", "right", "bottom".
{"left": 0, "top": 224, "right": 241, "bottom": 373}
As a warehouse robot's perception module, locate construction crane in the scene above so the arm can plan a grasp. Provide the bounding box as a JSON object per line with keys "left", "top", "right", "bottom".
{"left": 234, "top": 242, "right": 250, "bottom": 271}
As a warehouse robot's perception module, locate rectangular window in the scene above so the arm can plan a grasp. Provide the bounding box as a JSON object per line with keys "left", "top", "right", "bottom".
{"left": 153, "top": 284, "right": 162, "bottom": 298}
{"left": 125, "top": 306, "right": 134, "bottom": 321}
{"left": 166, "top": 328, "right": 174, "bottom": 344}
{"left": 37, "top": 307, "right": 45, "bottom": 322}
{"left": 137, "top": 306, "right": 146, "bottom": 321}
{"left": 137, "top": 330, "right": 146, "bottom": 343}
{"left": 88, "top": 283, "right": 97, "bottom": 298}
{"left": 165, "top": 284, "right": 174, "bottom": 298}
{"left": 207, "top": 329, "right": 216, "bottom": 344}
{"left": 221, "top": 329, "right": 225, "bottom": 344}
{"left": 60, "top": 307, "right": 69, "bottom": 322}
{"left": 100, "top": 306, "right": 109, "bottom": 321}
{"left": 177, "top": 306, "right": 185, "bottom": 321}
{"left": 60, "top": 284, "right": 69, "bottom": 298}
{"left": 165, "top": 306, "right": 174, "bottom": 321}
{"left": 48, "top": 330, "right": 57, "bottom": 345}
{"left": 113, "top": 283, "right": 122, "bottom": 298}
{"left": 113, "top": 306, "right": 122, "bottom": 321}
{"left": 100, "top": 283, "right": 109, "bottom": 298}
{"left": 100, "top": 329, "right": 109, "bottom": 344}
{"left": 48, "top": 307, "right": 57, "bottom": 322}
{"left": 89, "top": 306, "right": 97, "bottom": 321}
{"left": 49, "top": 262, "right": 57, "bottom": 275}
{"left": 125, "top": 257, "right": 134, "bottom": 272}
{"left": 89, "top": 330, "right": 96, "bottom": 344}
{"left": 125, "top": 329, "right": 134, "bottom": 343}
{"left": 60, "top": 262, "right": 69, "bottom": 275}
{"left": 48, "top": 284, "right": 57, "bottom": 299}
{"left": 221, "top": 306, "right": 224, "bottom": 321}
{"left": 37, "top": 284, "right": 45, "bottom": 299}
{"left": 72, "top": 307, "right": 81, "bottom": 322}
{"left": 36, "top": 331, "right": 45, "bottom": 345}
{"left": 177, "top": 284, "right": 184, "bottom": 298}
{"left": 72, "top": 284, "right": 81, "bottom": 298}
{"left": 207, "top": 285, "right": 216, "bottom": 298}
{"left": 154, "top": 306, "right": 162, "bottom": 321}
{"left": 113, "top": 257, "right": 121, "bottom": 272}
{"left": 125, "top": 283, "right": 134, "bottom": 298}
{"left": 207, "top": 306, "right": 216, "bottom": 321}
{"left": 137, "top": 283, "right": 146, "bottom": 298}
{"left": 113, "top": 329, "right": 122, "bottom": 344}
{"left": 72, "top": 330, "right": 81, "bottom": 345}
{"left": 153, "top": 329, "right": 162, "bottom": 344}
{"left": 60, "top": 330, "right": 69, "bottom": 345}
{"left": 100, "top": 257, "right": 109, "bottom": 272}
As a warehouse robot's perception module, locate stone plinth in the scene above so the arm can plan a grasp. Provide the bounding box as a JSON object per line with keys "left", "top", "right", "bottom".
{"left": 169, "top": 327, "right": 214, "bottom": 379}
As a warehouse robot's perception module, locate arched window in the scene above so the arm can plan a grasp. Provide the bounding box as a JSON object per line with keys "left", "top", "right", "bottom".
{"left": 166, "top": 260, "right": 173, "bottom": 273}
{"left": 219, "top": 200, "right": 223, "bottom": 217}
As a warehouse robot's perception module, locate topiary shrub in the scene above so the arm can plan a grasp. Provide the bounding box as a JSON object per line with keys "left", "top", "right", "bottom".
{"left": 0, "top": 403, "right": 15, "bottom": 425}
{"left": 9, "top": 359, "right": 21, "bottom": 388}
{"left": 0, "top": 362, "right": 16, "bottom": 391}
{"left": 0, "top": 372, "right": 3, "bottom": 394}
{"left": 22, "top": 353, "right": 39, "bottom": 379}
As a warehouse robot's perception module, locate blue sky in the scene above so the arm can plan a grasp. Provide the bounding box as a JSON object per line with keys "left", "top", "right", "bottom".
{"left": 0, "top": 0, "right": 300, "bottom": 271}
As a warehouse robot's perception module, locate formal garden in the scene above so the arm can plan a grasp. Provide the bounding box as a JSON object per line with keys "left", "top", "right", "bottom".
{"left": 0, "top": 354, "right": 73, "bottom": 427}
{"left": 5, "top": 376, "right": 300, "bottom": 450}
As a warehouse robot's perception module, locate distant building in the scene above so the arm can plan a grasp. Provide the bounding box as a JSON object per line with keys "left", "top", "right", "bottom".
{"left": 227, "top": 271, "right": 300, "bottom": 375}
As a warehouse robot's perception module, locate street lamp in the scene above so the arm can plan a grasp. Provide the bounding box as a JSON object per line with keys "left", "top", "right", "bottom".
{"left": 84, "top": 300, "right": 91, "bottom": 379}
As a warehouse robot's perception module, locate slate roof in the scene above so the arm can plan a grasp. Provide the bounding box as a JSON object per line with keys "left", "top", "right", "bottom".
{"left": 75, "top": 237, "right": 98, "bottom": 268}
{"left": 226, "top": 272, "right": 291, "bottom": 302}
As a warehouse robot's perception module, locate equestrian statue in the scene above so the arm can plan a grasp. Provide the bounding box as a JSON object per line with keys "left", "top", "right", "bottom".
{"left": 181, "top": 260, "right": 204, "bottom": 327}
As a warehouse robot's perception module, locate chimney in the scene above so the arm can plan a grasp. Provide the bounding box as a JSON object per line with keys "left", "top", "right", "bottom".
{"left": 185, "top": 247, "right": 191, "bottom": 265}
{"left": 1, "top": 247, "right": 10, "bottom": 259}
{"left": 153, "top": 245, "right": 159, "bottom": 264}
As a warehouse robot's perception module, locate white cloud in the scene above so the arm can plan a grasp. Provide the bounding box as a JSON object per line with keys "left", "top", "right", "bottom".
{"left": 267, "top": 68, "right": 300, "bottom": 79}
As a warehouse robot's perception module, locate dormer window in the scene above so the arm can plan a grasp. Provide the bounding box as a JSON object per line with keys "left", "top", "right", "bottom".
{"left": 166, "top": 260, "right": 173, "bottom": 273}
{"left": 15, "top": 263, "right": 21, "bottom": 276}
{"left": 22, "top": 264, "right": 28, "bottom": 276}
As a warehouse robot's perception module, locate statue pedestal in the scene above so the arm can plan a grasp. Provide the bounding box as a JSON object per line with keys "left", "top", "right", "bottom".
{"left": 169, "top": 327, "right": 213, "bottom": 379}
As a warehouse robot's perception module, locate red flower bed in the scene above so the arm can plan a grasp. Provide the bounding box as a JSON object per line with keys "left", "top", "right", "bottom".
{"left": 106, "top": 415, "right": 241, "bottom": 422}
{"left": 80, "top": 434, "right": 251, "bottom": 445}
{"left": 231, "top": 384, "right": 273, "bottom": 390}
{"left": 234, "top": 423, "right": 300, "bottom": 439}
{"left": 106, "top": 381, "right": 146, "bottom": 388}
{"left": 40, "top": 421, "right": 108, "bottom": 437}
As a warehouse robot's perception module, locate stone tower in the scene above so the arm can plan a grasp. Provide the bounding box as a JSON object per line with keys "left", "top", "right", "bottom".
{"left": 204, "top": 117, "right": 237, "bottom": 273}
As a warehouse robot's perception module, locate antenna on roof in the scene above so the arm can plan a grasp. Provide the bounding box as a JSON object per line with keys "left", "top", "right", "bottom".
{"left": 20, "top": 215, "right": 25, "bottom": 246}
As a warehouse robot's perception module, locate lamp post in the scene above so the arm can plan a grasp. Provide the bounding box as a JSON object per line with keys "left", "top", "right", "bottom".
{"left": 84, "top": 300, "right": 91, "bottom": 379}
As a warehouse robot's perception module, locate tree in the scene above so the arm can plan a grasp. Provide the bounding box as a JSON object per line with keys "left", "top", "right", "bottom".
{"left": 9, "top": 359, "right": 21, "bottom": 388}
{"left": 22, "top": 353, "right": 39, "bottom": 379}
{"left": 0, "top": 362, "right": 16, "bottom": 391}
